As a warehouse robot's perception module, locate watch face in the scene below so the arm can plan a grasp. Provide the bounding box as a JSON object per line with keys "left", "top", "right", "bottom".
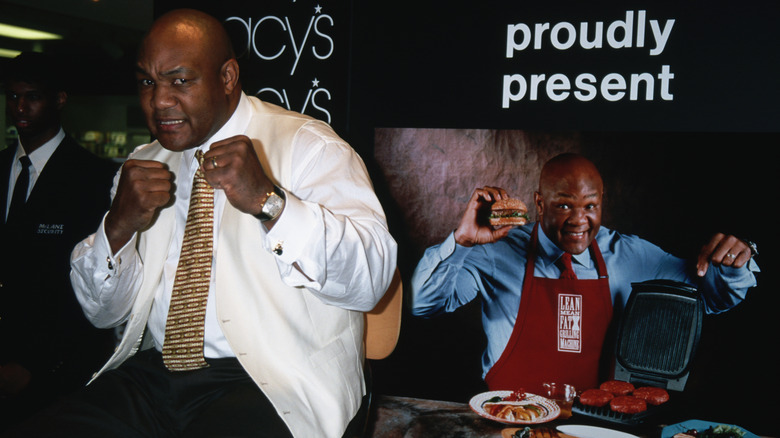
{"left": 263, "top": 193, "right": 284, "bottom": 218}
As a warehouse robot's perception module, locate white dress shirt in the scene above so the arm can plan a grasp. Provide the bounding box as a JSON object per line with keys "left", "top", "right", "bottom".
{"left": 4, "top": 128, "right": 64, "bottom": 221}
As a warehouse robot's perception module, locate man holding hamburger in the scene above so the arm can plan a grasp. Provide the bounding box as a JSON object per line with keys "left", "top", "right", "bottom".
{"left": 411, "top": 153, "right": 758, "bottom": 395}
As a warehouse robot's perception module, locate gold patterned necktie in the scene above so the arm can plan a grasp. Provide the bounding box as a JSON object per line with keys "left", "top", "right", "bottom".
{"left": 162, "top": 150, "right": 214, "bottom": 371}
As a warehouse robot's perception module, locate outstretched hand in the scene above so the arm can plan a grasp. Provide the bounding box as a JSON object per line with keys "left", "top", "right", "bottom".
{"left": 696, "top": 233, "right": 752, "bottom": 277}
{"left": 454, "top": 186, "right": 515, "bottom": 247}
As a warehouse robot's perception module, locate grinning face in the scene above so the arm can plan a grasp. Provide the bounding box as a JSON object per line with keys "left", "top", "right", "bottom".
{"left": 135, "top": 22, "right": 233, "bottom": 152}
{"left": 534, "top": 156, "right": 603, "bottom": 255}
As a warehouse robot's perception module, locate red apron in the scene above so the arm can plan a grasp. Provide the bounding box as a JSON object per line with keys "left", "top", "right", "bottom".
{"left": 484, "top": 224, "right": 612, "bottom": 395}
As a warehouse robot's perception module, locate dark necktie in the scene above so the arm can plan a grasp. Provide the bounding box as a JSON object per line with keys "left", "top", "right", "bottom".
{"left": 7, "top": 155, "right": 32, "bottom": 223}
{"left": 162, "top": 151, "right": 214, "bottom": 371}
{"left": 559, "top": 252, "right": 578, "bottom": 280}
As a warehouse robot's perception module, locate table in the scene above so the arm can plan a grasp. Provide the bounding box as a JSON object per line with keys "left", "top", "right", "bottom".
{"left": 366, "top": 395, "right": 503, "bottom": 437}
{"left": 365, "top": 395, "right": 773, "bottom": 438}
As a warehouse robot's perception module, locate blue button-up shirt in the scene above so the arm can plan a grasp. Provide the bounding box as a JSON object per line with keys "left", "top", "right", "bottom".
{"left": 411, "top": 223, "right": 758, "bottom": 378}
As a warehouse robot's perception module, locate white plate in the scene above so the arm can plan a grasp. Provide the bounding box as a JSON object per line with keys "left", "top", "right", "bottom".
{"left": 557, "top": 424, "right": 639, "bottom": 438}
{"left": 469, "top": 390, "right": 560, "bottom": 425}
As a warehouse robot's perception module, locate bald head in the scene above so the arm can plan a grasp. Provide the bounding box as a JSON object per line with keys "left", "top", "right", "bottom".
{"left": 534, "top": 153, "right": 604, "bottom": 254}
{"left": 135, "top": 9, "right": 241, "bottom": 151}
{"left": 143, "top": 9, "right": 235, "bottom": 68}
{"left": 538, "top": 153, "right": 603, "bottom": 195}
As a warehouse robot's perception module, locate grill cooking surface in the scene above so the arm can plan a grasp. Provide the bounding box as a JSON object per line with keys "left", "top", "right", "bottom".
{"left": 571, "top": 399, "right": 659, "bottom": 426}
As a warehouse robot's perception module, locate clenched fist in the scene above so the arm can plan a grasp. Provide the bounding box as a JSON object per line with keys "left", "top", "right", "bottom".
{"left": 105, "top": 159, "right": 173, "bottom": 253}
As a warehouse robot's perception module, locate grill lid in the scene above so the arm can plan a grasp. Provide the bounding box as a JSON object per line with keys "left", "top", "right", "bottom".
{"left": 613, "top": 279, "right": 704, "bottom": 391}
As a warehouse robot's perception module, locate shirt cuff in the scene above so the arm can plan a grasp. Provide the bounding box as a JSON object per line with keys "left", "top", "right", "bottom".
{"left": 263, "top": 189, "right": 318, "bottom": 264}
{"left": 96, "top": 214, "right": 137, "bottom": 275}
{"left": 440, "top": 231, "right": 471, "bottom": 265}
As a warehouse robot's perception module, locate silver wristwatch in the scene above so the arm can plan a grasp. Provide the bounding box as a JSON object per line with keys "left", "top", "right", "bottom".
{"left": 255, "top": 188, "right": 285, "bottom": 221}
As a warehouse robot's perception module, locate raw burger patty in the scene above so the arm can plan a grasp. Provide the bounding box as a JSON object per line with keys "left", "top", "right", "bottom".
{"left": 599, "top": 380, "right": 635, "bottom": 396}
{"left": 633, "top": 386, "right": 670, "bottom": 405}
{"left": 610, "top": 395, "right": 647, "bottom": 414}
{"left": 578, "top": 389, "right": 614, "bottom": 407}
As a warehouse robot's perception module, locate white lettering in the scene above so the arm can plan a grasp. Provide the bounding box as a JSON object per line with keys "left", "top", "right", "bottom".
{"left": 529, "top": 74, "right": 545, "bottom": 100}
{"left": 311, "top": 88, "right": 332, "bottom": 123}
{"left": 574, "top": 74, "right": 598, "bottom": 101}
{"left": 501, "top": 65, "right": 675, "bottom": 105}
{"left": 630, "top": 72, "right": 654, "bottom": 100}
{"left": 257, "top": 87, "right": 285, "bottom": 105}
{"left": 649, "top": 18, "right": 675, "bottom": 56}
{"left": 286, "top": 16, "right": 312, "bottom": 75}
{"left": 254, "top": 16, "right": 287, "bottom": 60}
{"left": 606, "top": 11, "right": 633, "bottom": 49}
{"left": 255, "top": 83, "right": 333, "bottom": 121}
{"left": 224, "top": 16, "right": 252, "bottom": 58}
{"left": 551, "top": 22, "right": 576, "bottom": 50}
{"left": 601, "top": 73, "right": 626, "bottom": 101}
{"left": 579, "top": 22, "right": 603, "bottom": 49}
{"left": 224, "top": 13, "right": 337, "bottom": 73}
{"left": 534, "top": 23, "right": 550, "bottom": 50}
{"left": 636, "top": 10, "right": 646, "bottom": 48}
{"left": 547, "top": 73, "right": 570, "bottom": 101}
{"left": 505, "top": 10, "right": 674, "bottom": 56}
{"left": 658, "top": 65, "right": 674, "bottom": 100}
{"left": 502, "top": 74, "right": 528, "bottom": 107}
{"left": 312, "top": 14, "right": 334, "bottom": 59}
{"left": 506, "top": 23, "right": 532, "bottom": 57}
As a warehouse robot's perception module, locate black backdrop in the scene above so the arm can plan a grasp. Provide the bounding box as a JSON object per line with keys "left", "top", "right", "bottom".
{"left": 152, "top": 1, "right": 778, "bottom": 433}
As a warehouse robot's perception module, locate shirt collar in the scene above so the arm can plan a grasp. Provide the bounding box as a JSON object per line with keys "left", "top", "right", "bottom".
{"left": 183, "top": 92, "right": 252, "bottom": 169}
{"left": 16, "top": 127, "right": 65, "bottom": 174}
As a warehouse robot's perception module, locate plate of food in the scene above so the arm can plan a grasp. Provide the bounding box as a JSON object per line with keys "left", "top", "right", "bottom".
{"left": 469, "top": 390, "right": 560, "bottom": 425}
{"left": 661, "top": 419, "right": 758, "bottom": 438}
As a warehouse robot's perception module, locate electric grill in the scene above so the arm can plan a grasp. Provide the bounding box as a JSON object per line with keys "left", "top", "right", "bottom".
{"left": 572, "top": 279, "right": 704, "bottom": 426}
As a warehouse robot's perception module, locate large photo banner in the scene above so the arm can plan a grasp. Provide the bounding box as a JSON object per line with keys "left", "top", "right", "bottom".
{"left": 349, "top": 1, "right": 778, "bottom": 432}
{"left": 372, "top": 129, "right": 776, "bottom": 406}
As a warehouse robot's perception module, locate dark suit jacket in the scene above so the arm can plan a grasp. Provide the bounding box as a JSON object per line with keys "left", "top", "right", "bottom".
{"left": 0, "top": 135, "right": 119, "bottom": 407}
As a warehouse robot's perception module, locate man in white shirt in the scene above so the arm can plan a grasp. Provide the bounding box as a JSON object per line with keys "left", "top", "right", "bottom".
{"left": 6, "top": 9, "right": 396, "bottom": 438}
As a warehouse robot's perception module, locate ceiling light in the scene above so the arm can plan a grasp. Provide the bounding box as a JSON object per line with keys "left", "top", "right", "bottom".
{"left": 0, "top": 48, "right": 23, "bottom": 58}
{"left": 0, "top": 23, "right": 62, "bottom": 40}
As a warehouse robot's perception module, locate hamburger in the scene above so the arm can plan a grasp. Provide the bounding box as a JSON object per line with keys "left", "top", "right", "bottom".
{"left": 488, "top": 198, "right": 529, "bottom": 226}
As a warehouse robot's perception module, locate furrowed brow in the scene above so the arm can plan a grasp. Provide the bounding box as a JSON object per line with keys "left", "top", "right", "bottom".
{"left": 160, "top": 67, "right": 192, "bottom": 77}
